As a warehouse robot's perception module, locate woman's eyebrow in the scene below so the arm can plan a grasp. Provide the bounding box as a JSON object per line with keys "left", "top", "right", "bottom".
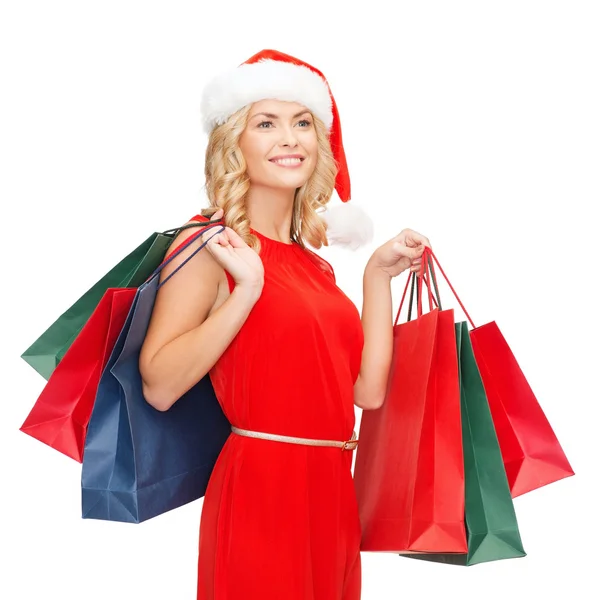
{"left": 251, "top": 110, "right": 311, "bottom": 120}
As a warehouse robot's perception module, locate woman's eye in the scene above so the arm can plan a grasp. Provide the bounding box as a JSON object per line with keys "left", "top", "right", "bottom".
{"left": 257, "top": 121, "right": 273, "bottom": 128}
{"left": 297, "top": 119, "right": 312, "bottom": 127}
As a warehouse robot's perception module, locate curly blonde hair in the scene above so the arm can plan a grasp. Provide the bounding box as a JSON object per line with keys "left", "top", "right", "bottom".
{"left": 202, "top": 104, "right": 337, "bottom": 251}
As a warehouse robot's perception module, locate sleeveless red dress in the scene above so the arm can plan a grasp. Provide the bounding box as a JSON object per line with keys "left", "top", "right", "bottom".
{"left": 186, "top": 216, "right": 364, "bottom": 599}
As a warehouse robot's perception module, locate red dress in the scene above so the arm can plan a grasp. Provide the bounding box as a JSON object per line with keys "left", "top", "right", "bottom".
{"left": 189, "top": 216, "right": 364, "bottom": 599}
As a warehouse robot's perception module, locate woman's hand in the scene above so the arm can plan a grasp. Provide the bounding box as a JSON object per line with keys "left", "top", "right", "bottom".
{"left": 202, "top": 208, "right": 264, "bottom": 293}
{"left": 367, "top": 228, "right": 432, "bottom": 279}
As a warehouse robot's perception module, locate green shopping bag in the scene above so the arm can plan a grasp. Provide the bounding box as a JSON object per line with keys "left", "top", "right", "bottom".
{"left": 405, "top": 320, "right": 526, "bottom": 566}
{"left": 21, "top": 222, "right": 208, "bottom": 380}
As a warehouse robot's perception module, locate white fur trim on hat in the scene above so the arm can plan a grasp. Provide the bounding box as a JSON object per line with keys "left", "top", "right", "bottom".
{"left": 320, "top": 203, "right": 374, "bottom": 250}
{"left": 201, "top": 60, "right": 333, "bottom": 133}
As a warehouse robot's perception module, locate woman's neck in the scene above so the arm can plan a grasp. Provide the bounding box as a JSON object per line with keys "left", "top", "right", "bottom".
{"left": 245, "top": 186, "right": 296, "bottom": 243}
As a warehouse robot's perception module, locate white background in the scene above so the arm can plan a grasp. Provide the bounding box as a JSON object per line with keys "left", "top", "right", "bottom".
{"left": 1, "top": 1, "right": 598, "bottom": 599}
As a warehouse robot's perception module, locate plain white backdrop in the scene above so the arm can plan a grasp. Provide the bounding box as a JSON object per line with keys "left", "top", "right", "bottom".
{"left": 1, "top": 1, "right": 598, "bottom": 598}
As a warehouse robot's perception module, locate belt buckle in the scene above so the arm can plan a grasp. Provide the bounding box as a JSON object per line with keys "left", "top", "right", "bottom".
{"left": 342, "top": 437, "right": 359, "bottom": 451}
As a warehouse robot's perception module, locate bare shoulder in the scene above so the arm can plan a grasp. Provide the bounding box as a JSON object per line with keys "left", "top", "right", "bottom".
{"left": 163, "top": 219, "right": 221, "bottom": 271}
{"left": 139, "top": 219, "right": 227, "bottom": 368}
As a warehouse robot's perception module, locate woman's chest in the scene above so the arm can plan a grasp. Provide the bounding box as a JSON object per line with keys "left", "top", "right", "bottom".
{"left": 247, "top": 257, "right": 363, "bottom": 351}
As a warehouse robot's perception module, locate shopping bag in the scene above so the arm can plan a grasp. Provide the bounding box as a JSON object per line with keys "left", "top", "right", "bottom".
{"left": 81, "top": 222, "right": 231, "bottom": 523}
{"left": 21, "top": 225, "right": 196, "bottom": 380}
{"left": 469, "top": 323, "right": 574, "bottom": 496}
{"left": 354, "top": 265, "right": 467, "bottom": 553}
{"left": 427, "top": 251, "right": 574, "bottom": 497}
{"left": 19, "top": 287, "right": 136, "bottom": 462}
{"left": 405, "top": 321, "right": 526, "bottom": 565}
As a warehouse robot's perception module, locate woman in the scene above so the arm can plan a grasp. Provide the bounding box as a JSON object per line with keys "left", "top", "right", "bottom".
{"left": 139, "top": 50, "right": 430, "bottom": 600}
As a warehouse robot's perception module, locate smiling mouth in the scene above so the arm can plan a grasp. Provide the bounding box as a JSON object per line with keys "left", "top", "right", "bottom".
{"left": 269, "top": 157, "right": 305, "bottom": 167}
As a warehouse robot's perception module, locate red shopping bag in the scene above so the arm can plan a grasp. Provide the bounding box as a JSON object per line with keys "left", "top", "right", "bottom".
{"left": 20, "top": 288, "right": 136, "bottom": 462}
{"left": 354, "top": 270, "right": 467, "bottom": 553}
{"left": 427, "top": 252, "right": 574, "bottom": 497}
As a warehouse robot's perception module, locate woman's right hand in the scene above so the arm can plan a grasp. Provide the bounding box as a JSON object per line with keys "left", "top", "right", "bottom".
{"left": 202, "top": 208, "right": 264, "bottom": 295}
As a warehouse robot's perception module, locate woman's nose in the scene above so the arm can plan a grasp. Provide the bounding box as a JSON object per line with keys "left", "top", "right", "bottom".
{"left": 279, "top": 126, "right": 299, "bottom": 147}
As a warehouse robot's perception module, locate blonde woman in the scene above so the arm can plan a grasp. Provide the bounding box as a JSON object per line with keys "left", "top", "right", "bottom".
{"left": 139, "top": 50, "right": 430, "bottom": 600}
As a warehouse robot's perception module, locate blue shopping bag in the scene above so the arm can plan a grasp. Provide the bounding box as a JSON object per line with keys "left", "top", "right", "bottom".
{"left": 81, "top": 222, "right": 231, "bottom": 523}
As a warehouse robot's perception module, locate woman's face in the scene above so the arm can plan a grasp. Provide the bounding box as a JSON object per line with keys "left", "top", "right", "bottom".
{"left": 239, "top": 99, "right": 318, "bottom": 192}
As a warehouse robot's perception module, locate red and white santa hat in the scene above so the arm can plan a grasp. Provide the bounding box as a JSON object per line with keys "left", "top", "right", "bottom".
{"left": 200, "top": 49, "right": 373, "bottom": 249}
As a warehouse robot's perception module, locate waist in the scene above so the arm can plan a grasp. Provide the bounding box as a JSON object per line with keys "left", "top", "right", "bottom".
{"left": 230, "top": 426, "right": 359, "bottom": 452}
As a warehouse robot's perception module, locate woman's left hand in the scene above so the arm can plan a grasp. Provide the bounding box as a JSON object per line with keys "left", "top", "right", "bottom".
{"left": 367, "top": 228, "right": 432, "bottom": 279}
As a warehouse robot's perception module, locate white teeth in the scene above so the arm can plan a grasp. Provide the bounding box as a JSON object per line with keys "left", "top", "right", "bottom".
{"left": 272, "top": 158, "right": 302, "bottom": 166}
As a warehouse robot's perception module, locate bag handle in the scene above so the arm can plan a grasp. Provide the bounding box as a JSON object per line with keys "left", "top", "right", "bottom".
{"left": 417, "top": 253, "right": 442, "bottom": 318}
{"left": 394, "top": 252, "right": 441, "bottom": 325}
{"left": 416, "top": 251, "right": 435, "bottom": 317}
{"left": 425, "top": 253, "right": 442, "bottom": 312}
{"left": 144, "top": 221, "right": 225, "bottom": 289}
{"left": 406, "top": 247, "right": 476, "bottom": 328}
{"left": 426, "top": 248, "right": 476, "bottom": 329}
{"left": 160, "top": 217, "right": 223, "bottom": 237}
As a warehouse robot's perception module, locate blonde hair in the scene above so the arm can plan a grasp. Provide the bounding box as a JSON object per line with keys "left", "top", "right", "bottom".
{"left": 203, "top": 104, "right": 337, "bottom": 251}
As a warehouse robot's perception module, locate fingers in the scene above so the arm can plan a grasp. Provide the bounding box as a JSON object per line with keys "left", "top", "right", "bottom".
{"left": 392, "top": 242, "right": 425, "bottom": 260}
{"left": 205, "top": 227, "right": 248, "bottom": 255}
{"left": 390, "top": 241, "right": 430, "bottom": 274}
{"left": 212, "top": 208, "right": 224, "bottom": 220}
{"left": 417, "top": 235, "right": 431, "bottom": 248}
{"left": 202, "top": 227, "right": 228, "bottom": 251}
{"left": 213, "top": 233, "right": 230, "bottom": 248}
{"left": 407, "top": 229, "right": 431, "bottom": 248}
{"left": 222, "top": 227, "right": 248, "bottom": 249}
{"left": 395, "top": 229, "right": 432, "bottom": 249}
{"left": 407, "top": 235, "right": 431, "bottom": 249}
{"left": 410, "top": 259, "right": 424, "bottom": 273}
{"left": 205, "top": 231, "right": 235, "bottom": 263}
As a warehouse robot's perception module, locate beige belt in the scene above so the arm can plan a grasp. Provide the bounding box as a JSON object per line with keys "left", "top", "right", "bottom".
{"left": 231, "top": 426, "right": 359, "bottom": 451}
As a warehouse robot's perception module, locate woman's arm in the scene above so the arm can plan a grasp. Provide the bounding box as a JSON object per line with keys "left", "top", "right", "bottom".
{"left": 353, "top": 228, "right": 430, "bottom": 410}
{"left": 139, "top": 218, "right": 263, "bottom": 411}
{"left": 353, "top": 262, "right": 393, "bottom": 410}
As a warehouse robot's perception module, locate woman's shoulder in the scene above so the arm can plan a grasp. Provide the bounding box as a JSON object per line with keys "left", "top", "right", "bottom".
{"left": 164, "top": 213, "right": 219, "bottom": 260}
{"left": 161, "top": 212, "right": 232, "bottom": 294}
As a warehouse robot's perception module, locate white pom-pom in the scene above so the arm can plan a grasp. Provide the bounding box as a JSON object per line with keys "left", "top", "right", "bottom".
{"left": 320, "top": 203, "right": 374, "bottom": 250}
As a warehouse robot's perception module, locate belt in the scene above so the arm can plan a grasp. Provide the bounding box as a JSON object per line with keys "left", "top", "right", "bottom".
{"left": 231, "top": 426, "right": 359, "bottom": 451}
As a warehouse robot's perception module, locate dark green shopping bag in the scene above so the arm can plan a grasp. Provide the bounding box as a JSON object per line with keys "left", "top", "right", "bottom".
{"left": 405, "top": 320, "right": 526, "bottom": 566}
{"left": 21, "top": 223, "right": 206, "bottom": 380}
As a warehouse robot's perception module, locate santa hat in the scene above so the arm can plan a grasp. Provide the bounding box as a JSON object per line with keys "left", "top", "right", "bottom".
{"left": 200, "top": 49, "right": 374, "bottom": 249}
